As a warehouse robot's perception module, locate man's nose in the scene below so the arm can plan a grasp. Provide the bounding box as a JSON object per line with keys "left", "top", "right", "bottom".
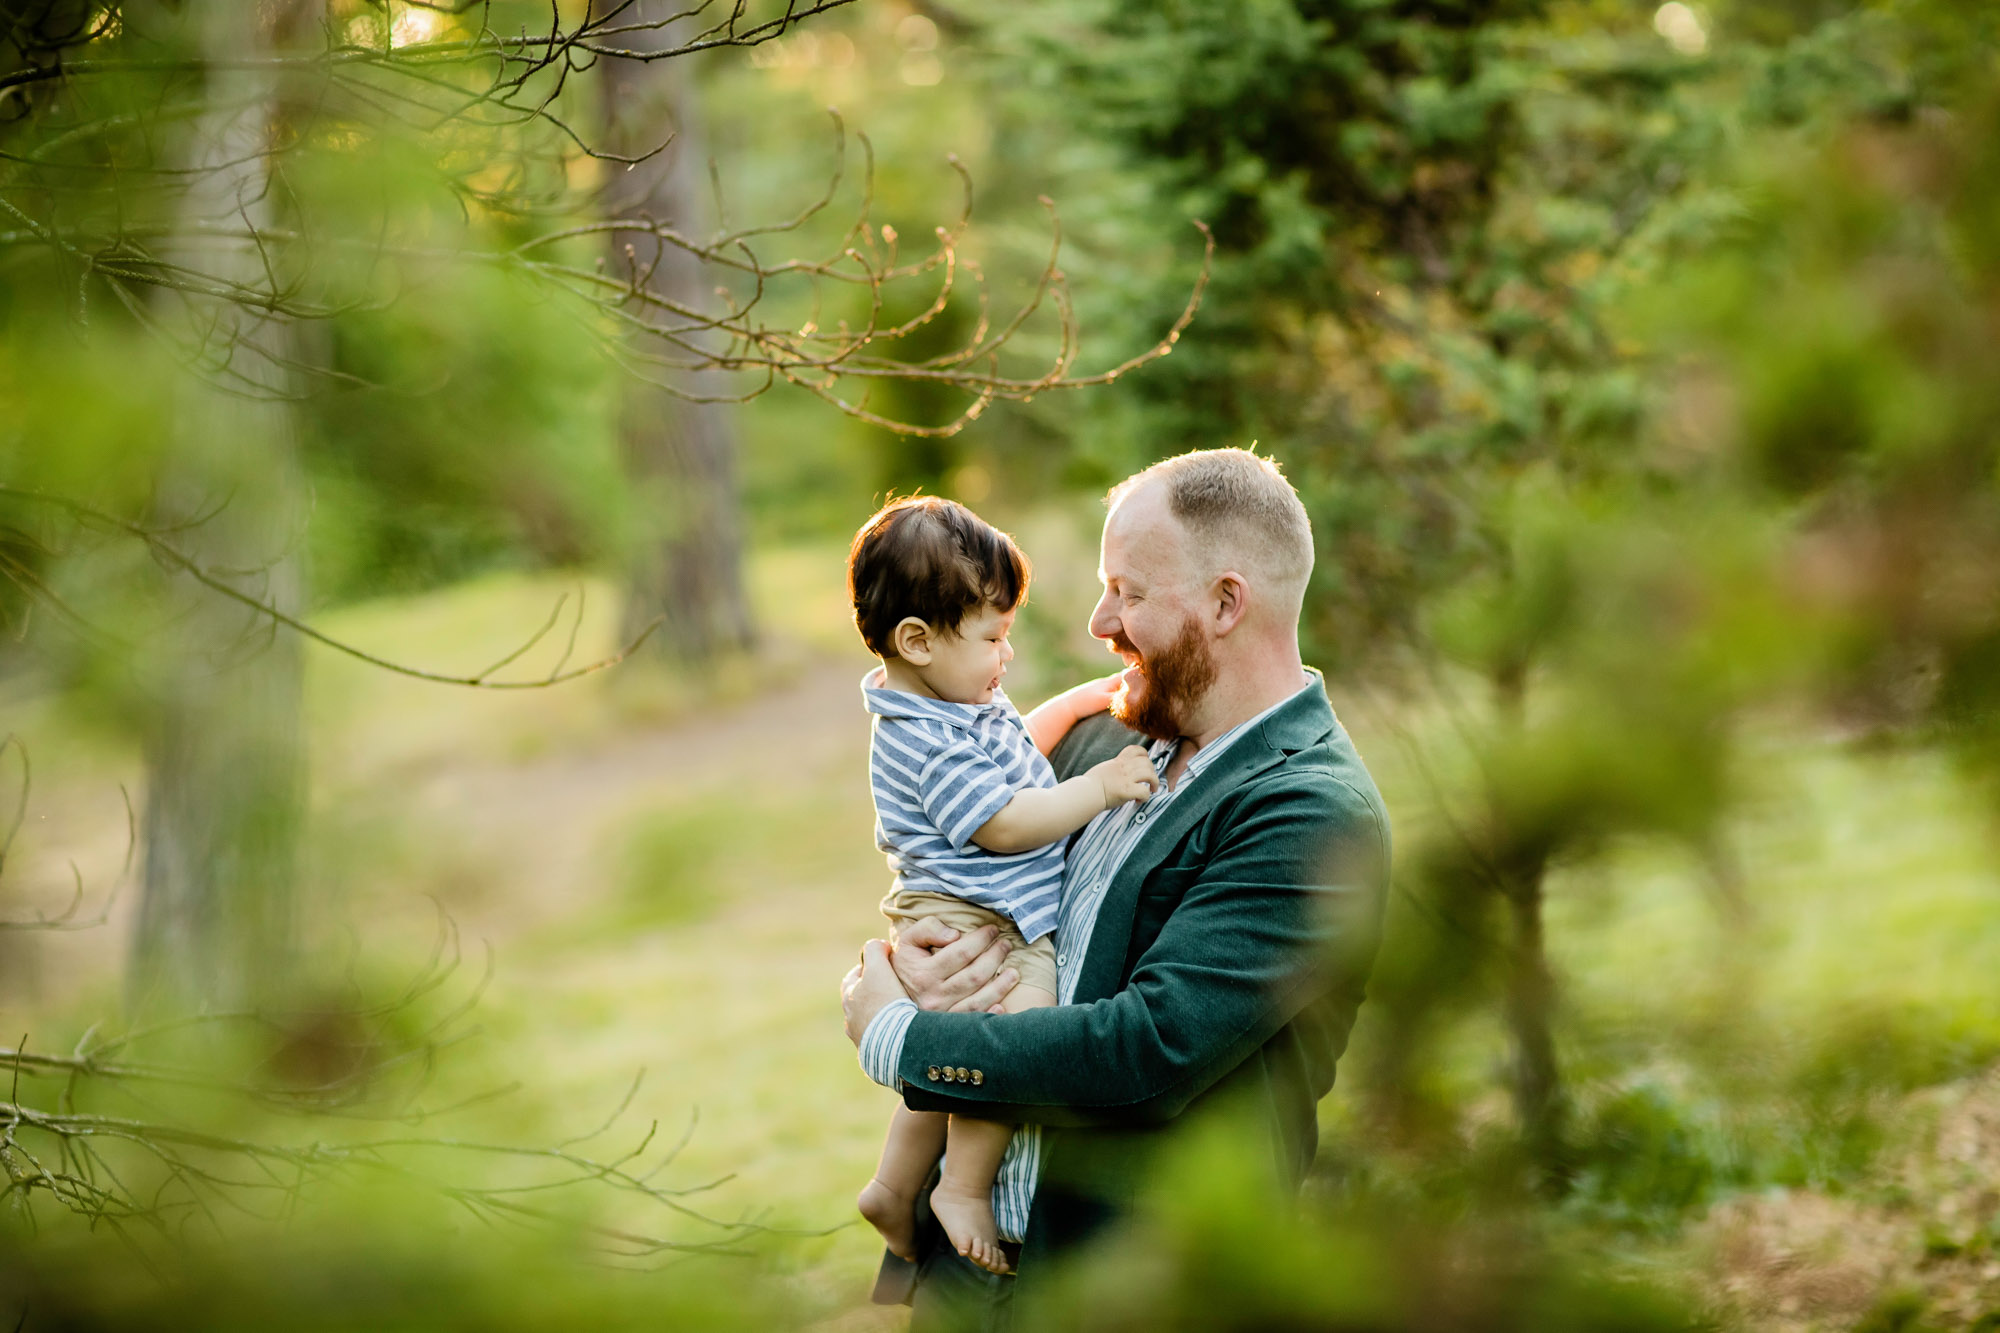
{"left": 1088, "top": 592, "right": 1119, "bottom": 642}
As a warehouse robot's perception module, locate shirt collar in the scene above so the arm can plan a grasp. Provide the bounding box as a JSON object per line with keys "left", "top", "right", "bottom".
{"left": 859, "top": 667, "right": 1013, "bottom": 727}
{"left": 1157, "top": 675, "right": 1317, "bottom": 784}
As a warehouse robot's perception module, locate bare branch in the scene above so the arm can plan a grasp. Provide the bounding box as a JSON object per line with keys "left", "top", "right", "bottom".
{"left": 0, "top": 487, "right": 663, "bottom": 688}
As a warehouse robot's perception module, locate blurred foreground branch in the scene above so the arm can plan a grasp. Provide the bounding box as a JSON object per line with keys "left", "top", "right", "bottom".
{"left": 0, "top": 909, "right": 757, "bottom": 1264}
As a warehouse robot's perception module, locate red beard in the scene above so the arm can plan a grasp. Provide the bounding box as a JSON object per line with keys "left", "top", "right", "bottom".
{"left": 1109, "top": 615, "right": 1218, "bottom": 742}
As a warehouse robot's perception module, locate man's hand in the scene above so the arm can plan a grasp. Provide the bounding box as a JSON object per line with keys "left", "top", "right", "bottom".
{"left": 888, "top": 917, "right": 1020, "bottom": 1013}
{"left": 1090, "top": 745, "right": 1160, "bottom": 810}
{"left": 842, "top": 939, "right": 915, "bottom": 1047}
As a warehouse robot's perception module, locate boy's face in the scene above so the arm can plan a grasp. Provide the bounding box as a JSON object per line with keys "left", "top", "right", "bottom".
{"left": 919, "top": 602, "right": 1017, "bottom": 705}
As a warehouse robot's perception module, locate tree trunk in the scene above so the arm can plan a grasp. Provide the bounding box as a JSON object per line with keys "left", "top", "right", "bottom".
{"left": 1502, "top": 862, "right": 1568, "bottom": 1187}
{"left": 127, "top": 0, "right": 313, "bottom": 1014}
{"left": 1491, "top": 659, "right": 1568, "bottom": 1186}
{"left": 598, "top": 5, "right": 754, "bottom": 663}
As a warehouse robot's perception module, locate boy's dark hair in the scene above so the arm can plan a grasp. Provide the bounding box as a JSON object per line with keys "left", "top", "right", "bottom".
{"left": 848, "top": 496, "right": 1030, "bottom": 658}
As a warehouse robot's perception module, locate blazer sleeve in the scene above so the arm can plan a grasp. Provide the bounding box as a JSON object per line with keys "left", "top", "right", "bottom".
{"left": 893, "top": 768, "right": 1387, "bottom": 1127}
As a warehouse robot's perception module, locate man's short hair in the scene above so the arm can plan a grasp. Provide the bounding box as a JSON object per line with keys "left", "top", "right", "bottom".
{"left": 1110, "top": 448, "right": 1314, "bottom": 613}
{"left": 848, "top": 495, "right": 1031, "bottom": 658}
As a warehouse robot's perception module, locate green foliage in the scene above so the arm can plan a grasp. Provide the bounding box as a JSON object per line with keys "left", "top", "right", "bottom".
{"left": 306, "top": 256, "right": 625, "bottom": 606}
{"left": 1004, "top": 0, "right": 1717, "bottom": 667}
{"left": 1026, "top": 1111, "right": 1699, "bottom": 1330}
{"left": 1853, "top": 1288, "right": 1936, "bottom": 1333}
{"left": 2, "top": 1197, "right": 796, "bottom": 1331}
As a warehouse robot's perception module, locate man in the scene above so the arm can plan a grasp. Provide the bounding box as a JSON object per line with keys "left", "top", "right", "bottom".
{"left": 841, "top": 448, "right": 1391, "bottom": 1329}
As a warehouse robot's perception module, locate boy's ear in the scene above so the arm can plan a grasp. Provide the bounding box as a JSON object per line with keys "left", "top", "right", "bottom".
{"left": 891, "top": 616, "right": 934, "bottom": 664}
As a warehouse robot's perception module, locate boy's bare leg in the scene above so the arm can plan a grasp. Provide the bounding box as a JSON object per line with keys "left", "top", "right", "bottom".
{"left": 859, "top": 1105, "right": 947, "bottom": 1260}
{"left": 927, "top": 982, "right": 1056, "bottom": 1275}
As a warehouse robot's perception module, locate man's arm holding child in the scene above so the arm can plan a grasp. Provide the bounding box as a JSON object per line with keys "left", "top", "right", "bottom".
{"left": 969, "top": 746, "right": 1157, "bottom": 855}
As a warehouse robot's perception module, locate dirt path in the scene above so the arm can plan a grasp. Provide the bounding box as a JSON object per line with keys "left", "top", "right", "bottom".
{"left": 392, "top": 655, "right": 871, "bottom": 939}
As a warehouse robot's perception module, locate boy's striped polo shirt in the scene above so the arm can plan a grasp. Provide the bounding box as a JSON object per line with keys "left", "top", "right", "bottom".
{"left": 862, "top": 672, "right": 1066, "bottom": 943}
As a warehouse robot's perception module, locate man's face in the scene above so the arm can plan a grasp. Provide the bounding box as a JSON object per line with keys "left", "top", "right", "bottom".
{"left": 1090, "top": 484, "right": 1218, "bottom": 741}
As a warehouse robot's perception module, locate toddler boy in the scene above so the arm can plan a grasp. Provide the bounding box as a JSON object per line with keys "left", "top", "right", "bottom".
{"left": 848, "top": 495, "right": 1157, "bottom": 1274}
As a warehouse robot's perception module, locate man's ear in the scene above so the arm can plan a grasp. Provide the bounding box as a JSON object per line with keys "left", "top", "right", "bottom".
{"left": 891, "top": 616, "right": 934, "bottom": 664}
{"left": 1211, "top": 572, "right": 1250, "bottom": 637}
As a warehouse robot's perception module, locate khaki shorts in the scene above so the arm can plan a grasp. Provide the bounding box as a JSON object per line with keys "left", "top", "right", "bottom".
{"left": 880, "top": 886, "right": 1058, "bottom": 998}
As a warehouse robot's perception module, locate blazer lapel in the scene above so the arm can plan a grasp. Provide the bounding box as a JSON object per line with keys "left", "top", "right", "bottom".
{"left": 1072, "top": 681, "right": 1336, "bottom": 1001}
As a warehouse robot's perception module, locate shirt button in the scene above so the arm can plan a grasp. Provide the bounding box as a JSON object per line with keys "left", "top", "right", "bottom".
{"left": 1134, "top": 813, "right": 1148, "bottom": 825}
{"left": 1056, "top": 953, "right": 1067, "bottom": 966}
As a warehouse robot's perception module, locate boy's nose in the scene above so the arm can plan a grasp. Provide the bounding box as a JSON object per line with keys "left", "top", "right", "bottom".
{"left": 1001, "top": 639, "right": 1014, "bottom": 662}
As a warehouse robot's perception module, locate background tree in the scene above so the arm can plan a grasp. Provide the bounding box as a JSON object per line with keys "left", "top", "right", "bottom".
{"left": 127, "top": 0, "right": 316, "bottom": 1013}
{"left": 599, "top": 2, "right": 756, "bottom": 664}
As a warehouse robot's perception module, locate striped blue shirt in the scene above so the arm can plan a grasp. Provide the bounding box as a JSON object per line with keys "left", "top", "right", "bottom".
{"left": 863, "top": 672, "right": 1068, "bottom": 943}
{"left": 859, "top": 682, "right": 1312, "bottom": 1242}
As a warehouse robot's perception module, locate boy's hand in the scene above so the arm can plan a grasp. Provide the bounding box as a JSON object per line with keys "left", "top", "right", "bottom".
{"left": 1071, "top": 673, "right": 1124, "bottom": 715}
{"left": 1090, "top": 745, "right": 1159, "bottom": 810}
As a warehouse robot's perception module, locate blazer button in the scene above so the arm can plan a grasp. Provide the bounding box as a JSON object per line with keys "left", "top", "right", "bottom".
{"left": 971, "top": 1070, "right": 984, "bottom": 1086}
{"left": 927, "top": 1065, "right": 941, "bottom": 1082}
{"left": 955, "top": 1067, "right": 969, "bottom": 1082}
{"left": 945, "top": 1067, "right": 959, "bottom": 1082}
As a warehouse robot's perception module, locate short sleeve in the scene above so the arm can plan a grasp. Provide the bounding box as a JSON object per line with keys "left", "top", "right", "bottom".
{"left": 918, "top": 736, "right": 1020, "bottom": 852}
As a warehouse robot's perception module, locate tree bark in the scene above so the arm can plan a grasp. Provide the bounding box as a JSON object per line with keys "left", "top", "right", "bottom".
{"left": 127, "top": 0, "right": 314, "bottom": 1014}
{"left": 1502, "top": 863, "right": 1568, "bottom": 1187}
{"left": 597, "top": 5, "right": 754, "bottom": 663}
{"left": 1491, "top": 660, "right": 1568, "bottom": 1186}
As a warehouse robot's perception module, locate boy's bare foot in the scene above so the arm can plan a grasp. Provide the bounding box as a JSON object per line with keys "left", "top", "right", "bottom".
{"left": 930, "top": 1179, "right": 1011, "bottom": 1275}
{"left": 857, "top": 1177, "right": 919, "bottom": 1261}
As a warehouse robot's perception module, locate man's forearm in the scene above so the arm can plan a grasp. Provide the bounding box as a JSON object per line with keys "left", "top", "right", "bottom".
{"left": 859, "top": 998, "right": 919, "bottom": 1089}
{"left": 891, "top": 966, "right": 1324, "bottom": 1129}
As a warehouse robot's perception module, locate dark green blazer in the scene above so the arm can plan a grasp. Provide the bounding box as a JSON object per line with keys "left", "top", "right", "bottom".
{"left": 892, "top": 676, "right": 1390, "bottom": 1272}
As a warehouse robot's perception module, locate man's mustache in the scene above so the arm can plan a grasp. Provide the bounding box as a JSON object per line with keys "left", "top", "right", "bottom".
{"left": 1107, "top": 633, "right": 1149, "bottom": 669}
